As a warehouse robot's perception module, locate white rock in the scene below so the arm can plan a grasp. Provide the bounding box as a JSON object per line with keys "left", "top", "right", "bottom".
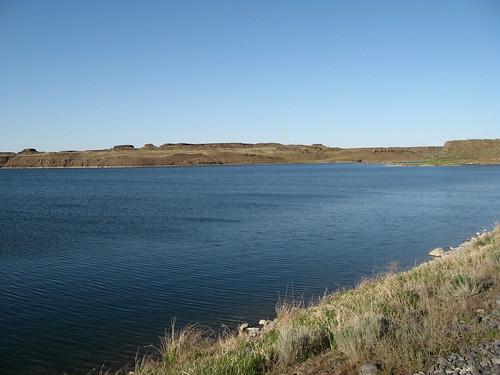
{"left": 246, "top": 327, "right": 260, "bottom": 337}
{"left": 429, "top": 247, "right": 445, "bottom": 257}
{"left": 238, "top": 323, "right": 249, "bottom": 335}
{"left": 359, "top": 363, "right": 379, "bottom": 375}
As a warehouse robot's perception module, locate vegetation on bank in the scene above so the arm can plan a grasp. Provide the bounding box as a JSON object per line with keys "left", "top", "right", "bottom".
{"left": 99, "top": 228, "right": 500, "bottom": 375}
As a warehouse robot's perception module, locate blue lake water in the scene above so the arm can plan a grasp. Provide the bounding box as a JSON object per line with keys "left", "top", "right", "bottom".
{"left": 1, "top": 164, "right": 500, "bottom": 374}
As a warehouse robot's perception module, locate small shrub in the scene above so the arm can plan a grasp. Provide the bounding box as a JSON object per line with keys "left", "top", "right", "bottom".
{"left": 445, "top": 275, "right": 482, "bottom": 300}
{"left": 274, "top": 324, "right": 312, "bottom": 365}
{"left": 334, "top": 314, "right": 388, "bottom": 363}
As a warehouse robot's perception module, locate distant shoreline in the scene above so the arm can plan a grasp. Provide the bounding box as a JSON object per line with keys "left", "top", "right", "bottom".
{"left": 2, "top": 160, "right": 500, "bottom": 171}
{"left": 1, "top": 139, "right": 499, "bottom": 169}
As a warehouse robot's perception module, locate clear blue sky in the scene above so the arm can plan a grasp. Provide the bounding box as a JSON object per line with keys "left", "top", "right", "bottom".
{"left": 0, "top": 0, "right": 499, "bottom": 151}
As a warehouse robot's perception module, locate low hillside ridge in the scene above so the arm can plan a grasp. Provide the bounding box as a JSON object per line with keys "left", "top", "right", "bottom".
{"left": 2, "top": 139, "right": 500, "bottom": 168}
{"left": 442, "top": 139, "right": 500, "bottom": 163}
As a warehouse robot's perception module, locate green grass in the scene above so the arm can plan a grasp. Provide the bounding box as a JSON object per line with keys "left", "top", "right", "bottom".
{"left": 95, "top": 227, "right": 500, "bottom": 375}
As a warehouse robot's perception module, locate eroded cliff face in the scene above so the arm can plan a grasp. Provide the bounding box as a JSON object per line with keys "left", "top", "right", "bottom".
{"left": 0, "top": 153, "right": 16, "bottom": 167}
{"left": 1, "top": 140, "right": 499, "bottom": 168}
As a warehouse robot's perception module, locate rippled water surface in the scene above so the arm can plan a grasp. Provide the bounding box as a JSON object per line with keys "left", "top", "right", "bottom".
{"left": 1, "top": 164, "right": 500, "bottom": 374}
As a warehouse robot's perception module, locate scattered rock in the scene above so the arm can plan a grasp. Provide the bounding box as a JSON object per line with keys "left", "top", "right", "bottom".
{"left": 238, "top": 322, "right": 249, "bottom": 336}
{"left": 238, "top": 318, "right": 278, "bottom": 338}
{"left": 19, "top": 148, "right": 38, "bottom": 154}
{"left": 437, "top": 357, "right": 448, "bottom": 366}
{"left": 113, "top": 145, "right": 135, "bottom": 151}
{"left": 429, "top": 247, "right": 446, "bottom": 257}
{"left": 238, "top": 322, "right": 263, "bottom": 338}
{"left": 358, "top": 363, "right": 379, "bottom": 375}
{"left": 422, "top": 340, "right": 500, "bottom": 374}
{"left": 417, "top": 295, "right": 500, "bottom": 374}
{"left": 246, "top": 327, "right": 260, "bottom": 338}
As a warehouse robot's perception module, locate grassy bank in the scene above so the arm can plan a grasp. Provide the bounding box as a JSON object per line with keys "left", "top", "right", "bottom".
{"left": 101, "top": 228, "right": 500, "bottom": 375}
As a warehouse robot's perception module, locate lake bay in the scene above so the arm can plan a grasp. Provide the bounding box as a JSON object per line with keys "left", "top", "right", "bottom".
{"left": 1, "top": 164, "right": 500, "bottom": 374}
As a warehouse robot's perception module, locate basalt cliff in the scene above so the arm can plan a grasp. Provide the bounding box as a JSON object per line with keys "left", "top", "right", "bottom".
{"left": 1, "top": 139, "right": 499, "bottom": 168}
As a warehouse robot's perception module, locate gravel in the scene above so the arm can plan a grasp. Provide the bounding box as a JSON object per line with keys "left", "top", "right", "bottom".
{"left": 416, "top": 301, "right": 500, "bottom": 375}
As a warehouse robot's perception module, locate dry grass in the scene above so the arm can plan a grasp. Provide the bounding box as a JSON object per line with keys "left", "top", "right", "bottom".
{"left": 334, "top": 313, "right": 388, "bottom": 364}
{"left": 93, "top": 227, "right": 500, "bottom": 375}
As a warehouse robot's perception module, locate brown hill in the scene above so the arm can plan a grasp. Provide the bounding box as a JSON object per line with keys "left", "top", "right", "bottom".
{"left": 1, "top": 139, "right": 499, "bottom": 168}
{"left": 442, "top": 139, "right": 500, "bottom": 163}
